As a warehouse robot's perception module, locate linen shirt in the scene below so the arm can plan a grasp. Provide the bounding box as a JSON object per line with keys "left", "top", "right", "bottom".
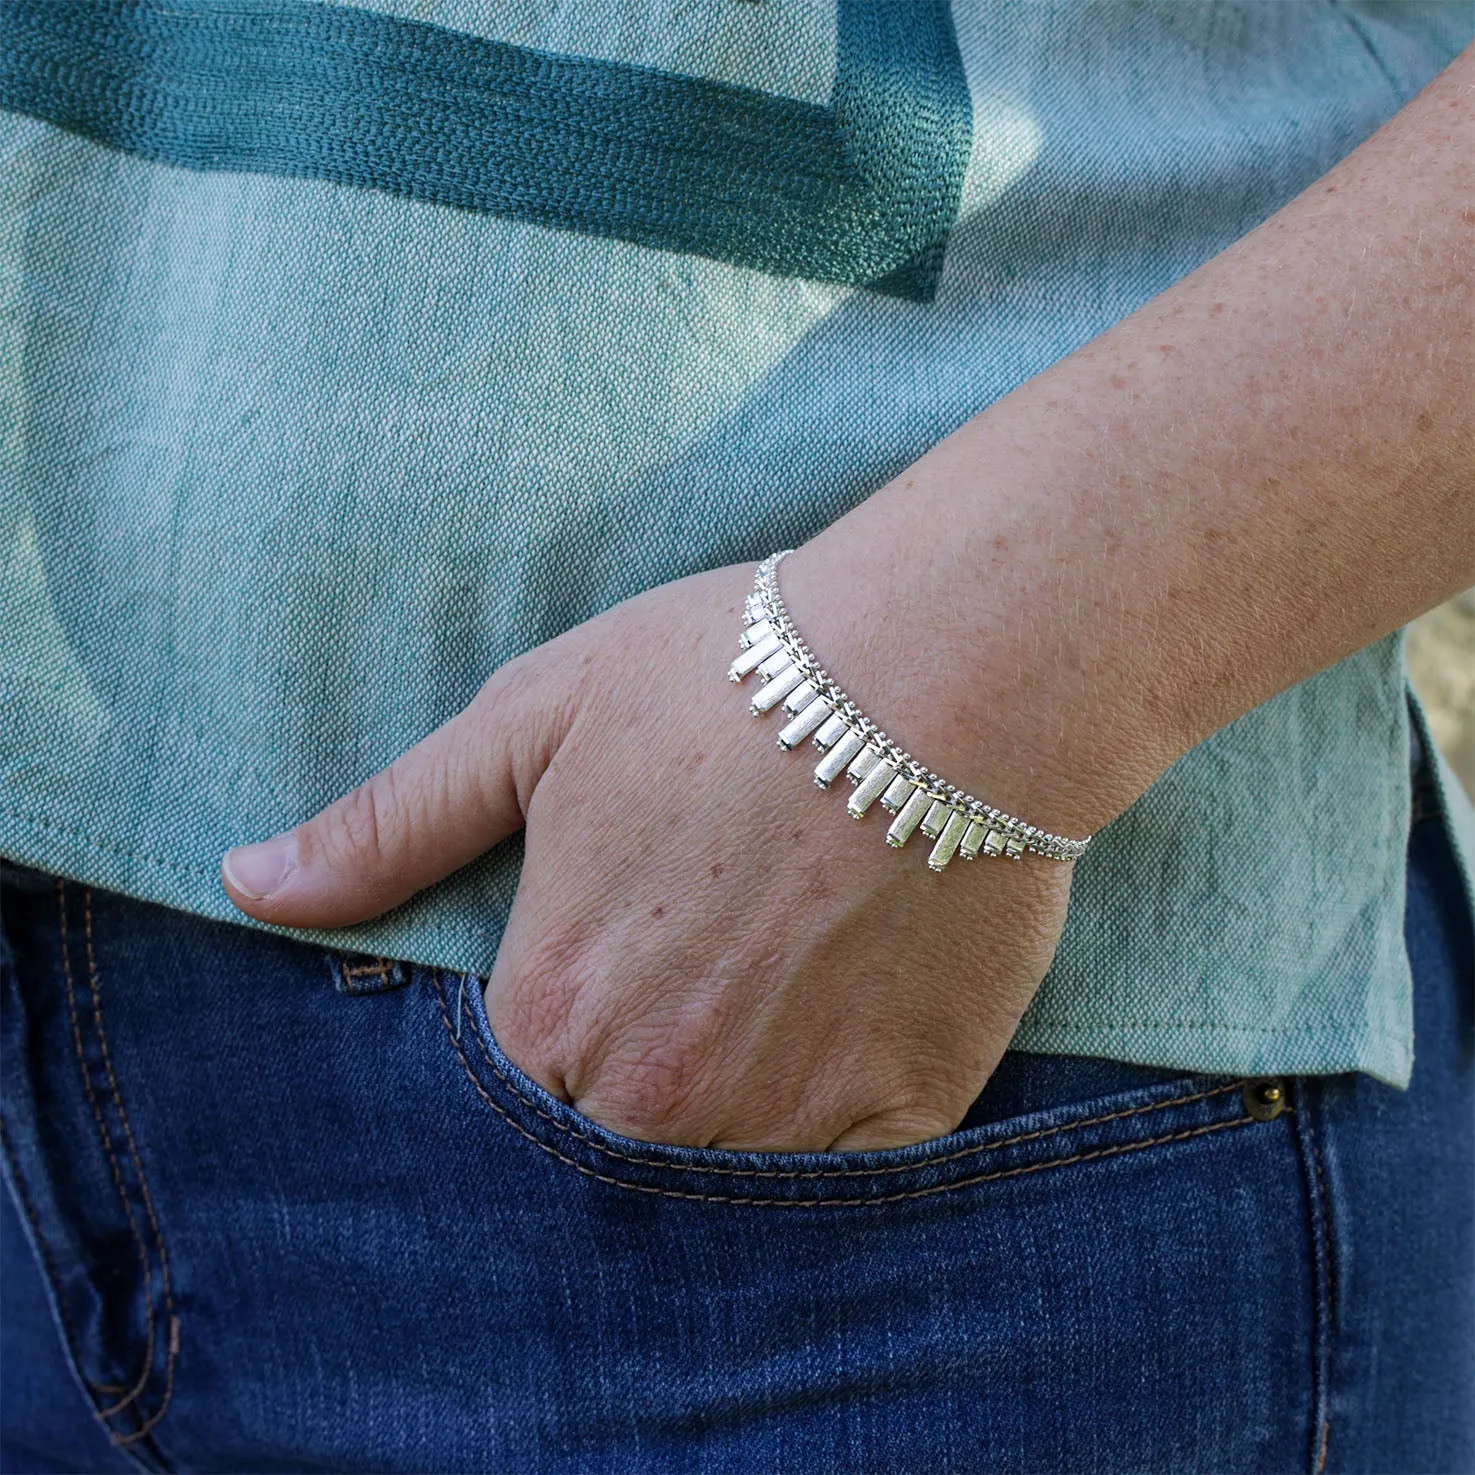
{"left": 2, "top": 0, "right": 1472, "bottom": 1087}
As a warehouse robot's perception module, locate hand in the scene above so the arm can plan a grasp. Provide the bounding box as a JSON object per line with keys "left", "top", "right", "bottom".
{"left": 220, "top": 555, "right": 1078, "bottom": 1152}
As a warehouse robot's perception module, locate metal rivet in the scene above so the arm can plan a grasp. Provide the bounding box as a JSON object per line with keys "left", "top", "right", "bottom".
{"left": 1244, "top": 1079, "right": 1287, "bottom": 1121}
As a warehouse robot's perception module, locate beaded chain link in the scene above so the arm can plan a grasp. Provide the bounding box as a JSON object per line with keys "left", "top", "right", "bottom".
{"left": 728, "top": 550, "right": 1091, "bottom": 870}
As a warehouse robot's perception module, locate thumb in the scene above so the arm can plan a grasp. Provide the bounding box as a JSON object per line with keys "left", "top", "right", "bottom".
{"left": 220, "top": 661, "right": 550, "bottom": 928}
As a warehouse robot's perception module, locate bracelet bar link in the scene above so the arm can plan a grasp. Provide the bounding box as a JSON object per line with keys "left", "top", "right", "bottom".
{"left": 730, "top": 550, "right": 1091, "bottom": 870}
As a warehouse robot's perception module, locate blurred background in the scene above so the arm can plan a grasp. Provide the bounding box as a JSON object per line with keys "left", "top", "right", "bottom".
{"left": 1408, "top": 588, "right": 1475, "bottom": 802}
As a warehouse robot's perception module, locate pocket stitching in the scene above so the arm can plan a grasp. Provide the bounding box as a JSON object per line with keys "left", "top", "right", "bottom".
{"left": 80, "top": 887, "right": 180, "bottom": 1446}
{"left": 57, "top": 882, "right": 158, "bottom": 1410}
{"left": 433, "top": 968, "right": 1254, "bottom": 1202}
{"left": 440, "top": 969, "right": 1239, "bottom": 1177}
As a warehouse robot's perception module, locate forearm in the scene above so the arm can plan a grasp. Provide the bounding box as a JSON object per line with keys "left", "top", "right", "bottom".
{"left": 783, "top": 42, "right": 1474, "bottom": 841}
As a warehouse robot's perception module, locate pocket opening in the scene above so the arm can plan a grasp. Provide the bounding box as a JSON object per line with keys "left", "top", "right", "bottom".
{"left": 426, "top": 966, "right": 1261, "bottom": 1208}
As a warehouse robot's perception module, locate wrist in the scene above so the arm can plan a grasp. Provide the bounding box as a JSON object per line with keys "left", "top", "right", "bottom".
{"left": 778, "top": 489, "right": 1188, "bottom": 844}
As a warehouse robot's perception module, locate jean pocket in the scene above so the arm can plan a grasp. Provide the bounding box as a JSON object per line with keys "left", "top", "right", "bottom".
{"left": 424, "top": 964, "right": 1272, "bottom": 1209}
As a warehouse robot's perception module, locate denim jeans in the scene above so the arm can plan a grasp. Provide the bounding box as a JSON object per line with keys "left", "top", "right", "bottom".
{"left": 2, "top": 757, "right": 1471, "bottom": 1474}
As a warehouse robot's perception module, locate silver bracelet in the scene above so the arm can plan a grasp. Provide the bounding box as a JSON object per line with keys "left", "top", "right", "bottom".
{"left": 729, "top": 550, "right": 1091, "bottom": 869}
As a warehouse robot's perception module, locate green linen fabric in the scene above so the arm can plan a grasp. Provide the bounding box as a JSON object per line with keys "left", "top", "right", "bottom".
{"left": 3, "top": 0, "right": 1472, "bottom": 1089}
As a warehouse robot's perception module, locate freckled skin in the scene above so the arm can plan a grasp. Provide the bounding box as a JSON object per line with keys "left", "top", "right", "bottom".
{"left": 222, "top": 43, "right": 1474, "bottom": 1153}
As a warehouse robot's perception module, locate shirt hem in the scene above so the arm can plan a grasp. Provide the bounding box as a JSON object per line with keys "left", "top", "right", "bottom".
{"left": 1008, "top": 1022, "right": 1413, "bottom": 1091}
{"left": 0, "top": 796, "right": 1419, "bottom": 1092}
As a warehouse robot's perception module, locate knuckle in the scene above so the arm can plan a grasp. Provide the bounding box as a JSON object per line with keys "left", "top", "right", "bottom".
{"left": 473, "top": 650, "right": 578, "bottom": 800}
{"left": 488, "top": 937, "right": 588, "bottom": 1063}
{"left": 888, "top": 1103, "right": 966, "bottom": 1142}
{"left": 859, "top": 1068, "right": 975, "bottom": 1138}
{"left": 494, "top": 972, "right": 579, "bottom": 1070}
{"left": 480, "top": 649, "right": 540, "bottom": 707}
{"left": 576, "top": 1030, "right": 721, "bottom": 1145}
{"left": 312, "top": 770, "right": 397, "bottom": 869}
{"left": 829, "top": 1099, "right": 963, "bottom": 1152}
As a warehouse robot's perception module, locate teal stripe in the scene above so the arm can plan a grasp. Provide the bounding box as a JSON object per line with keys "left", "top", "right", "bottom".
{"left": 0, "top": 0, "right": 972, "bottom": 300}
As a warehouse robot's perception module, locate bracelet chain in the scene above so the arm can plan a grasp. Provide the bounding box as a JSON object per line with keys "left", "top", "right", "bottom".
{"left": 750, "top": 550, "right": 1090, "bottom": 864}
